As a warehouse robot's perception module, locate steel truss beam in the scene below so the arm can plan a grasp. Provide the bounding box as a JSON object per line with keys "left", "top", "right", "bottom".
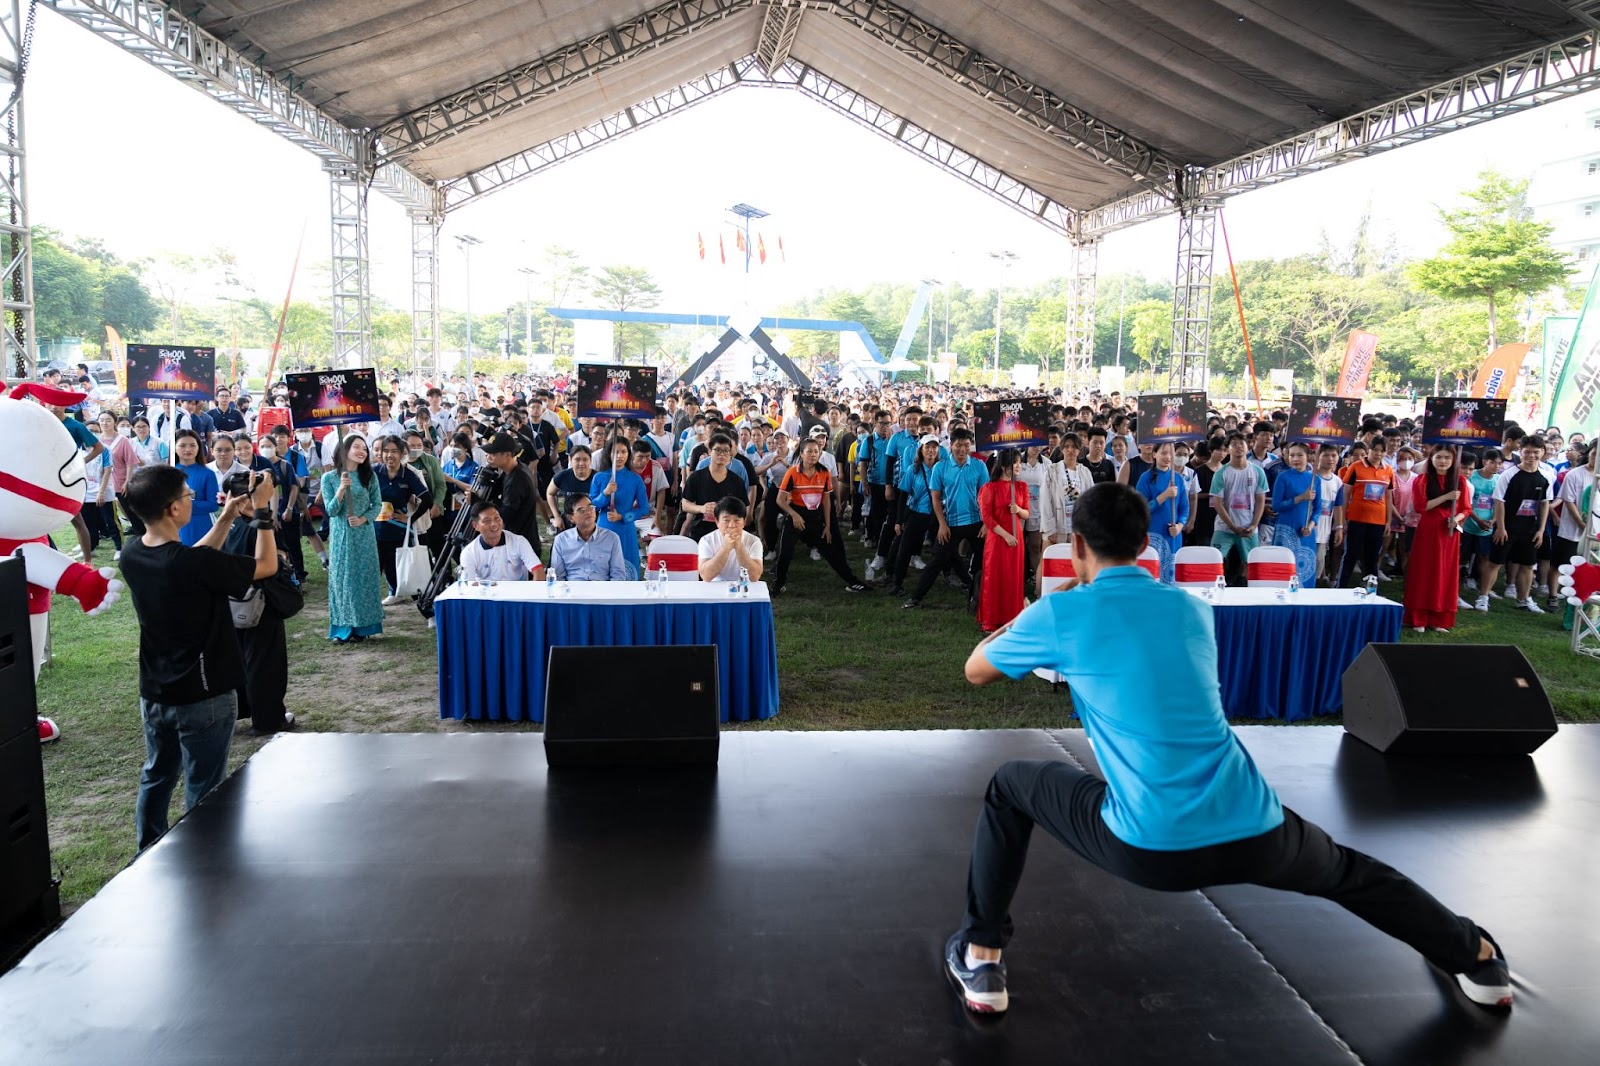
{"left": 1, "top": 0, "right": 35, "bottom": 378}
{"left": 328, "top": 162, "right": 371, "bottom": 369}
{"left": 755, "top": 0, "right": 804, "bottom": 74}
{"left": 1169, "top": 179, "right": 1217, "bottom": 389}
{"left": 43, "top": 0, "right": 435, "bottom": 212}
{"left": 1064, "top": 236, "right": 1097, "bottom": 397}
{"left": 444, "top": 54, "right": 1076, "bottom": 236}
{"left": 374, "top": 0, "right": 746, "bottom": 163}
{"left": 1084, "top": 30, "right": 1600, "bottom": 236}
{"left": 410, "top": 209, "right": 441, "bottom": 381}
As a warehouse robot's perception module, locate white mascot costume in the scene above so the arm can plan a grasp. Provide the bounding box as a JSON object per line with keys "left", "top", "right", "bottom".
{"left": 0, "top": 381, "right": 124, "bottom": 741}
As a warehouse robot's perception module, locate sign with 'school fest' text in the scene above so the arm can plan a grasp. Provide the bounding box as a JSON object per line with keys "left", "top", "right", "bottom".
{"left": 1135, "top": 391, "right": 1208, "bottom": 444}
{"left": 1420, "top": 397, "right": 1506, "bottom": 448}
{"left": 285, "top": 368, "right": 381, "bottom": 429}
{"left": 972, "top": 396, "right": 1051, "bottom": 450}
{"left": 1285, "top": 395, "right": 1362, "bottom": 446}
{"left": 124, "top": 345, "right": 216, "bottom": 402}
{"left": 577, "top": 364, "right": 658, "bottom": 420}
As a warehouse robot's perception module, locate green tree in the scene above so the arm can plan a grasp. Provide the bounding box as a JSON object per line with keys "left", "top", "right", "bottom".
{"left": 31, "top": 236, "right": 97, "bottom": 342}
{"left": 1384, "top": 300, "right": 1492, "bottom": 395}
{"left": 590, "top": 265, "right": 662, "bottom": 361}
{"left": 1408, "top": 170, "right": 1570, "bottom": 351}
{"left": 1126, "top": 299, "right": 1171, "bottom": 373}
{"left": 1021, "top": 294, "right": 1066, "bottom": 374}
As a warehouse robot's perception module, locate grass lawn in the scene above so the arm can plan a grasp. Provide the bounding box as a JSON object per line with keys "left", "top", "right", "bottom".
{"left": 31, "top": 526, "right": 1598, "bottom": 909}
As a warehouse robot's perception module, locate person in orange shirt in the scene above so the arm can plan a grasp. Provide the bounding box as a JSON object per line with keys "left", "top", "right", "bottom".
{"left": 769, "top": 437, "right": 869, "bottom": 596}
{"left": 1337, "top": 438, "right": 1397, "bottom": 588}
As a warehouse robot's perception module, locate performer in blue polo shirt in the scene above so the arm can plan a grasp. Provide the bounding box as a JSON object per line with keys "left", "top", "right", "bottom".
{"left": 903, "top": 426, "right": 988, "bottom": 609}
{"left": 942, "top": 482, "right": 1512, "bottom": 1015}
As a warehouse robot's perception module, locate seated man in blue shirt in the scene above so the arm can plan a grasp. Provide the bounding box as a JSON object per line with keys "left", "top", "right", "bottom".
{"left": 550, "top": 497, "right": 630, "bottom": 581}
{"left": 945, "top": 482, "right": 1510, "bottom": 1015}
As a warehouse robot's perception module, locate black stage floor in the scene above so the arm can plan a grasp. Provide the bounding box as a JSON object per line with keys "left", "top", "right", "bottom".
{"left": 1, "top": 727, "right": 1595, "bottom": 1065}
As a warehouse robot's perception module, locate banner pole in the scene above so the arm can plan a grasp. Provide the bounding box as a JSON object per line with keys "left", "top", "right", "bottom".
{"left": 263, "top": 224, "right": 307, "bottom": 393}
{"left": 1218, "top": 210, "right": 1263, "bottom": 417}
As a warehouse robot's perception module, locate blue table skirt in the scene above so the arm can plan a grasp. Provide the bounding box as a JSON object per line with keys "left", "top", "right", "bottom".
{"left": 1214, "top": 600, "right": 1401, "bottom": 721}
{"left": 436, "top": 598, "right": 780, "bottom": 723}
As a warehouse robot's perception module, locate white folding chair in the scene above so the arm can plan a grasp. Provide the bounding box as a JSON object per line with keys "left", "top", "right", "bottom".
{"left": 1136, "top": 545, "right": 1161, "bottom": 580}
{"left": 645, "top": 535, "right": 701, "bottom": 581}
{"left": 1033, "top": 544, "right": 1079, "bottom": 687}
{"left": 1246, "top": 544, "right": 1297, "bottom": 588}
{"left": 1173, "top": 545, "right": 1224, "bottom": 589}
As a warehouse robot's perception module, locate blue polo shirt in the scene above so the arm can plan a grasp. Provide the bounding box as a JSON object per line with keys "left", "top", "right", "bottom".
{"left": 983, "top": 567, "right": 1283, "bottom": 850}
{"left": 857, "top": 432, "right": 891, "bottom": 485}
{"left": 929, "top": 455, "right": 989, "bottom": 526}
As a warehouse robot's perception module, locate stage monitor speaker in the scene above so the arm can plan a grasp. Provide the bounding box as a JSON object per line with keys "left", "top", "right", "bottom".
{"left": 1342, "top": 644, "right": 1557, "bottom": 755}
{"left": 0, "top": 558, "right": 57, "bottom": 967}
{"left": 544, "top": 645, "right": 719, "bottom": 766}
{"left": 0, "top": 557, "right": 34, "bottom": 745}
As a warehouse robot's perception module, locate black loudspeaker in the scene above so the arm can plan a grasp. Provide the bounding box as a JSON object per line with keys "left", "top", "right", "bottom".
{"left": 0, "top": 558, "right": 58, "bottom": 967}
{"left": 544, "top": 645, "right": 720, "bottom": 766}
{"left": 1342, "top": 644, "right": 1557, "bottom": 755}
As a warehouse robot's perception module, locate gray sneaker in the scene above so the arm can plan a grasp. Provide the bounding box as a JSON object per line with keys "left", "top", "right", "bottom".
{"left": 944, "top": 933, "right": 1008, "bottom": 1013}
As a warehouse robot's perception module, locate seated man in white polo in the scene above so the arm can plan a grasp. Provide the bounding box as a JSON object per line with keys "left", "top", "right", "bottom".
{"left": 458, "top": 502, "right": 544, "bottom": 581}
{"left": 550, "top": 496, "right": 630, "bottom": 581}
{"left": 697, "top": 496, "right": 765, "bottom": 582}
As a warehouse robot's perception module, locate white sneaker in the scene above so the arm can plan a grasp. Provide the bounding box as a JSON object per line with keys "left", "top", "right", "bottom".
{"left": 810, "top": 549, "right": 821, "bottom": 561}
{"left": 865, "top": 559, "right": 881, "bottom": 577}
{"left": 427, "top": 618, "right": 435, "bottom": 630}
{"left": 763, "top": 551, "right": 776, "bottom": 563}
{"left": 1536, "top": 584, "right": 1549, "bottom": 597}
{"left": 1464, "top": 577, "right": 1478, "bottom": 591}
{"left": 1457, "top": 597, "right": 1473, "bottom": 609}
{"left": 1412, "top": 626, "right": 1426, "bottom": 634}
{"left": 382, "top": 594, "right": 406, "bottom": 606}
{"left": 911, "top": 556, "right": 926, "bottom": 570}
{"left": 1376, "top": 570, "right": 1391, "bottom": 582}
{"left": 1486, "top": 588, "right": 1502, "bottom": 599}
{"left": 1520, "top": 599, "right": 1545, "bottom": 614}
{"left": 112, "top": 550, "right": 121, "bottom": 562}
{"left": 1474, "top": 595, "right": 1489, "bottom": 612}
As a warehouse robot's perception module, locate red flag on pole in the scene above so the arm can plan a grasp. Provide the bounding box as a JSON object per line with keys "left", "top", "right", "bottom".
{"left": 736, "top": 231, "right": 746, "bottom": 253}
{"left": 718, "top": 234, "right": 726, "bottom": 265}
{"left": 697, "top": 232, "right": 705, "bottom": 260}
{"left": 778, "top": 236, "right": 786, "bottom": 262}
{"left": 758, "top": 233, "right": 767, "bottom": 265}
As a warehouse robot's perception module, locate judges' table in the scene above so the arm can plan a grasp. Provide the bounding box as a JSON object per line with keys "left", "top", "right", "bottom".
{"left": 1192, "top": 587, "right": 1401, "bottom": 721}
{"left": 435, "top": 581, "right": 779, "bottom": 723}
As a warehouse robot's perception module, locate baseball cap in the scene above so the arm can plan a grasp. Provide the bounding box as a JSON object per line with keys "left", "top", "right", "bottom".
{"left": 482, "top": 432, "right": 519, "bottom": 455}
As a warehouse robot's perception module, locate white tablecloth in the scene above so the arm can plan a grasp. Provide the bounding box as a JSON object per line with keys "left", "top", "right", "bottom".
{"left": 1184, "top": 588, "right": 1400, "bottom": 608}
{"left": 434, "top": 580, "right": 771, "bottom": 606}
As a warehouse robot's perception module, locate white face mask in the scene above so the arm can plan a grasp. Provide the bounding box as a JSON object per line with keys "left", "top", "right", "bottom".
{"left": 118, "top": 426, "right": 133, "bottom": 437}
{"left": 1398, "top": 459, "right": 1412, "bottom": 471}
{"left": 259, "top": 446, "right": 277, "bottom": 460}
{"left": 295, "top": 431, "right": 312, "bottom": 444}
{"left": 409, "top": 449, "right": 424, "bottom": 460}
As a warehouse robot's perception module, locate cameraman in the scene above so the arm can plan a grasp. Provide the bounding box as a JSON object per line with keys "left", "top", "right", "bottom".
{"left": 119, "top": 465, "right": 278, "bottom": 851}
{"left": 479, "top": 432, "right": 541, "bottom": 554}
{"left": 224, "top": 473, "right": 299, "bottom": 737}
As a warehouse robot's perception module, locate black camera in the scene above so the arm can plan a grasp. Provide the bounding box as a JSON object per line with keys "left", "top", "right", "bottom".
{"left": 223, "top": 468, "right": 275, "bottom": 498}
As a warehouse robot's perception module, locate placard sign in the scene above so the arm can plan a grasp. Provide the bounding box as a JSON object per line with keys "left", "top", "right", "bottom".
{"left": 285, "top": 368, "right": 380, "bottom": 429}
{"left": 1135, "top": 391, "right": 1208, "bottom": 444}
{"left": 972, "top": 396, "right": 1051, "bottom": 449}
{"left": 577, "top": 363, "right": 658, "bottom": 420}
{"left": 1286, "top": 394, "right": 1362, "bottom": 446}
{"left": 124, "top": 344, "right": 216, "bottom": 401}
{"left": 1421, "top": 397, "right": 1506, "bottom": 448}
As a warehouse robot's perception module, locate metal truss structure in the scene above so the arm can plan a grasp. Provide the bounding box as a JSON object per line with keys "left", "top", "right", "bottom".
{"left": 1168, "top": 176, "right": 1218, "bottom": 388}
{"left": 1083, "top": 29, "right": 1600, "bottom": 236}
{"left": 410, "top": 210, "right": 442, "bottom": 380}
{"left": 1063, "top": 236, "right": 1097, "bottom": 396}
{"left": 327, "top": 162, "right": 371, "bottom": 369}
{"left": 755, "top": 0, "right": 804, "bottom": 74}
{"left": 1, "top": 0, "right": 34, "bottom": 378}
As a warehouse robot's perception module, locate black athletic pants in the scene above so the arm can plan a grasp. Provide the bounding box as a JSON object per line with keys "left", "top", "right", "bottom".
{"left": 908, "top": 521, "right": 982, "bottom": 603}
{"left": 960, "top": 759, "right": 1482, "bottom": 974}
{"left": 872, "top": 496, "right": 902, "bottom": 568}
{"left": 865, "top": 482, "right": 889, "bottom": 543}
{"left": 1339, "top": 520, "right": 1385, "bottom": 588}
{"left": 890, "top": 509, "right": 934, "bottom": 589}
{"left": 770, "top": 511, "right": 858, "bottom": 588}
{"left": 235, "top": 614, "right": 291, "bottom": 733}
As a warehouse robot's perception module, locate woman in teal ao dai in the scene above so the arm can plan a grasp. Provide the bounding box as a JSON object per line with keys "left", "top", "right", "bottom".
{"left": 320, "top": 434, "right": 386, "bottom": 641}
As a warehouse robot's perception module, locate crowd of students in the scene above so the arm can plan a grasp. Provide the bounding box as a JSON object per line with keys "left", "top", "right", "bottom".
{"left": 61, "top": 372, "right": 1596, "bottom": 651}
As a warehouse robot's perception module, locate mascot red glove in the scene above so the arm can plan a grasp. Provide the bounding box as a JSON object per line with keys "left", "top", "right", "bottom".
{"left": 0, "top": 381, "right": 125, "bottom": 742}
{"left": 1558, "top": 557, "right": 1600, "bottom": 606}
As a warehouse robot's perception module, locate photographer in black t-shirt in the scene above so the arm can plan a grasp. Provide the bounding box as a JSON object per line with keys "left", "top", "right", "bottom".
{"left": 119, "top": 464, "right": 280, "bottom": 850}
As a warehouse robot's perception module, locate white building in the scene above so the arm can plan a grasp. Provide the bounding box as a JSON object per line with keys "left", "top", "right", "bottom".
{"left": 1528, "top": 103, "right": 1600, "bottom": 265}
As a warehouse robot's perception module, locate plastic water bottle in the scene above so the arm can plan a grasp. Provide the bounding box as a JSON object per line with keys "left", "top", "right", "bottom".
{"left": 1364, "top": 574, "right": 1379, "bottom": 601}
{"left": 738, "top": 566, "right": 750, "bottom": 597}
{"left": 546, "top": 569, "right": 555, "bottom": 594}
{"left": 1212, "top": 575, "right": 1226, "bottom": 602}
{"left": 657, "top": 559, "right": 669, "bottom": 594}
{"left": 1287, "top": 574, "right": 1301, "bottom": 598}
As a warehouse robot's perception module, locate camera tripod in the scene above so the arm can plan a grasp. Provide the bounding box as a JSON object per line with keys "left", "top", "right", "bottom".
{"left": 417, "top": 465, "right": 502, "bottom": 619}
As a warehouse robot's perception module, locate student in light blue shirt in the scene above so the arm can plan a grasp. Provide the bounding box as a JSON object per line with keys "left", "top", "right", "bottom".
{"left": 902, "top": 427, "right": 988, "bottom": 609}
{"left": 940, "top": 481, "right": 1510, "bottom": 1016}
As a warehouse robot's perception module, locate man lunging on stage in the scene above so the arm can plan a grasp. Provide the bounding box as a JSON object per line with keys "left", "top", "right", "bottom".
{"left": 945, "top": 482, "right": 1511, "bottom": 1014}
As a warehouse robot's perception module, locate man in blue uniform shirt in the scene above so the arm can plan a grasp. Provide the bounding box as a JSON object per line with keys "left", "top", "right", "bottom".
{"left": 903, "top": 426, "right": 988, "bottom": 609}
{"left": 943, "top": 482, "right": 1511, "bottom": 1015}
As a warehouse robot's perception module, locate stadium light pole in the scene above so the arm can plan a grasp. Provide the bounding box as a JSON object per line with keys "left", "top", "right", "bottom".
{"left": 923, "top": 277, "right": 940, "bottom": 384}
{"left": 988, "top": 251, "right": 1018, "bottom": 385}
{"left": 455, "top": 234, "right": 482, "bottom": 382}
{"left": 518, "top": 266, "right": 539, "bottom": 361}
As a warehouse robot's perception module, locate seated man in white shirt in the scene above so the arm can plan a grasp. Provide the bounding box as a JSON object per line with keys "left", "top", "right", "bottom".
{"left": 458, "top": 503, "right": 544, "bottom": 581}
{"left": 697, "top": 496, "right": 765, "bottom": 582}
{"left": 550, "top": 497, "right": 631, "bottom": 581}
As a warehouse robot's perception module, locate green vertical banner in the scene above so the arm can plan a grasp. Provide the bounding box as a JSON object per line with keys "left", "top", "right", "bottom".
{"left": 1548, "top": 263, "right": 1600, "bottom": 435}
{"left": 1542, "top": 315, "right": 1578, "bottom": 425}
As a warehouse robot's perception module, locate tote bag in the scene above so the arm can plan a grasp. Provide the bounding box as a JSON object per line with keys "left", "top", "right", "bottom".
{"left": 393, "top": 514, "right": 432, "bottom": 598}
